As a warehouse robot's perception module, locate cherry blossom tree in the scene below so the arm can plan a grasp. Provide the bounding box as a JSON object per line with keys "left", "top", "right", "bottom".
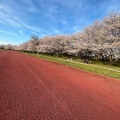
{"left": 16, "top": 12, "right": 120, "bottom": 64}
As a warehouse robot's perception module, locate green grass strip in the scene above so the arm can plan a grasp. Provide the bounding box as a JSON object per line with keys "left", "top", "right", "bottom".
{"left": 23, "top": 52, "right": 120, "bottom": 80}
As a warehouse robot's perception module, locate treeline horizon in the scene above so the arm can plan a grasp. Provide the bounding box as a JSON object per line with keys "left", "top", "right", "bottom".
{"left": 1, "top": 12, "right": 120, "bottom": 64}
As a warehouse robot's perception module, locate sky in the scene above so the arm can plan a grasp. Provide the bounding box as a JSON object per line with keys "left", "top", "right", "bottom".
{"left": 0, "top": 0, "right": 120, "bottom": 45}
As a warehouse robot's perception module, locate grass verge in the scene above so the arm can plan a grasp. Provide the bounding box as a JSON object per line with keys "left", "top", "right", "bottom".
{"left": 23, "top": 52, "right": 120, "bottom": 80}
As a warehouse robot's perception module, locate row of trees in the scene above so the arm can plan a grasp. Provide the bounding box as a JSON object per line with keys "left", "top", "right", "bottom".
{"left": 1, "top": 12, "right": 120, "bottom": 64}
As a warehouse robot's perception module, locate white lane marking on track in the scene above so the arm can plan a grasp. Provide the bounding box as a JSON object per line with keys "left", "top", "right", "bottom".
{"left": 17, "top": 55, "right": 78, "bottom": 120}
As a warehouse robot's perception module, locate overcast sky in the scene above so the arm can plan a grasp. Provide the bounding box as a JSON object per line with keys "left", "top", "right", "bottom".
{"left": 0, "top": 0, "right": 120, "bottom": 45}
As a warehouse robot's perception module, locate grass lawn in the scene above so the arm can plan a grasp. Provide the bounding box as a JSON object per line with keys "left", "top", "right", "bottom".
{"left": 0, "top": 49, "right": 5, "bottom": 51}
{"left": 22, "top": 52, "right": 120, "bottom": 80}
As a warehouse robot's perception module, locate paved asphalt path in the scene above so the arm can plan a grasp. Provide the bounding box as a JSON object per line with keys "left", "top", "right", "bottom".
{"left": 0, "top": 51, "right": 120, "bottom": 120}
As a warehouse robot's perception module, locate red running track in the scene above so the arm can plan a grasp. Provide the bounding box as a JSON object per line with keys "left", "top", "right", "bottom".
{"left": 0, "top": 51, "right": 120, "bottom": 120}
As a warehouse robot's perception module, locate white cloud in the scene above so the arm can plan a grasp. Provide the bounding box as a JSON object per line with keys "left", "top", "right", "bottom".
{"left": 99, "top": 0, "right": 120, "bottom": 15}
{"left": 73, "top": 26, "right": 79, "bottom": 32}
{"left": 0, "top": 40, "right": 8, "bottom": 45}
{"left": 21, "top": 0, "right": 38, "bottom": 13}
{"left": 53, "top": 29, "right": 61, "bottom": 34}
{"left": 19, "top": 30, "right": 24, "bottom": 35}
{"left": 0, "top": 4, "right": 49, "bottom": 35}
{"left": 0, "top": 5, "right": 23, "bottom": 28}
{"left": 61, "top": 19, "right": 68, "bottom": 25}
{"left": 48, "top": 5, "right": 59, "bottom": 14}
{"left": 28, "top": 7, "right": 36, "bottom": 12}
{"left": 0, "top": 29, "right": 18, "bottom": 37}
